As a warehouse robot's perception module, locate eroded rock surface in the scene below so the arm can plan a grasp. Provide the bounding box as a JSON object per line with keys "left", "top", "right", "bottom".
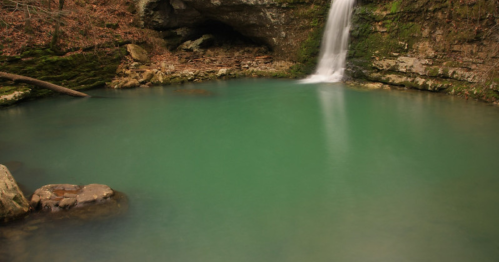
{"left": 137, "top": 0, "right": 325, "bottom": 59}
{"left": 0, "top": 165, "right": 30, "bottom": 222}
{"left": 30, "top": 184, "right": 115, "bottom": 212}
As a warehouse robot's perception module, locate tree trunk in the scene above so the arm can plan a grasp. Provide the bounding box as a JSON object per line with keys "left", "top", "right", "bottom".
{"left": 0, "top": 72, "right": 91, "bottom": 98}
{"left": 50, "top": 0, "right": 64, "bottom": 49}
{"left": 24, "top": 1, "right": 32, "bottom": 34}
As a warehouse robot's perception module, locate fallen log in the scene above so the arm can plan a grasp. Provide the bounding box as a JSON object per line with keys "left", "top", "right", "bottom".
{"left": 0, "top": 71, "right": 90, "bottom": 98}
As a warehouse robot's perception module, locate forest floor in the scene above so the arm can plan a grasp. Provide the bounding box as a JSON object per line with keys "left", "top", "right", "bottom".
{"left": 0, "top": 0, "right": 148, "bottom": 56}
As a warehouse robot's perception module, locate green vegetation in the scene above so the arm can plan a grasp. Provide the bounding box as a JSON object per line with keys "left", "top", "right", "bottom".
{"left": 427, "top": 67, "right": 439, "bottom": 77}
{"left": 288, "top": 26, "right": 324, "bottom": 77}
{"left": 0, "top": 86, "right": 29, "bottom": 96}
{"left": 390, "top": 0, "right": 402, "bottom": 13}
{"left": 286, "top": 1, "right": 330, "bottom": 77}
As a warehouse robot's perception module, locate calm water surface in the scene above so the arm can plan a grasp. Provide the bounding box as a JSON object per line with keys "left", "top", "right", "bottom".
{"left": 1, "top": 79, "right": 499, "bottom": 262}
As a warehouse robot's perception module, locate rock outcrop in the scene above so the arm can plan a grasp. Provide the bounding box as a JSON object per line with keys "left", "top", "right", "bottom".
{"left": 0, "top": 165, "right": 30, "bottom": 222}
{"left": 127, "top": 44, "right": 150, "bottom": 63}
{"left": 348, "top": 0, "right": 499, "bottom": 102}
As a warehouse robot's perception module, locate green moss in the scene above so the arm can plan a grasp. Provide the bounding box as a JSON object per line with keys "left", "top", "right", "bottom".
{"left": 427, "top": 67, "right": 439, "bottom": 77}
{"left": 248, "top": 70, "right": 292, "bottom": 79}
{"left": 443, "top": 81, "right": 499, "bottom": 103}
{"left": 290, "top": 28, "right": 324, "bottom": 77}
{"left": 0, "top": 86, "right": 28, "bottom": 96}
{"left": 79, "top": 81, "right": 107, "bottom": 90}
{"left": 397, "top": 22, "right": 421, "bottom": 41}
{"left": 349, "top": 5, "right": 422, "bottom": 62}
{"left": 441, "top": 67, "right": 450, "bottom": 78}
{"left": 20, "top": 48, "right": 55, "bottom": 58}
{"left": 390, "top": 0, "right": 402, "bottom": 13}
{"left": 287, "top": 2, "right": 331, "bottom": 77}
{"left": 355, "top": 4, "right": 384, "bottom": 22}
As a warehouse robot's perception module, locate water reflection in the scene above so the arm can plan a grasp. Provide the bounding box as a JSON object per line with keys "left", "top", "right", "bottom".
{"left": 316, "top": 83, "right": 349, "bottom": 158}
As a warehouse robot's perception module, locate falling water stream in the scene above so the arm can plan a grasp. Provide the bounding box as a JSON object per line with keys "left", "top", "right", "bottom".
{"left": 302, "top": 0, "right": 355, "bottom": 83}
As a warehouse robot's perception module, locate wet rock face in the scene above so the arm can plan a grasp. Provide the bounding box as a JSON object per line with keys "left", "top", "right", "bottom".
{"left": 30, "top": 184, "right": 115, "bottom": 212}
{"left": 0, "top": 165, "right": 30, "bottom": 222}
{"left": 137, "top": 0, "right": 315, "bottom": 59}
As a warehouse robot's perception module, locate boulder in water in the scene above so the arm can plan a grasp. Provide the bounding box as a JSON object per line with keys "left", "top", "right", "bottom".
{"left": 30, "top": 184, "right": 115, "bottom": 212}
{"left": 0, "top": 165, "right": 30, "bottom": 222}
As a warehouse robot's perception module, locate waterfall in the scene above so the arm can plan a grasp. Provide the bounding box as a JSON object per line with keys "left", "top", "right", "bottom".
{"left": 301, "top": 0, "right": 355, "bottom": 83}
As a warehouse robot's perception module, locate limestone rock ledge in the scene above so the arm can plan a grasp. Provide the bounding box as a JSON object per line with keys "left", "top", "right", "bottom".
{"left": 348, "top": 0, "right": 499, "bottom": 102}
{"left": 0, "top": 165, "right": 30, "bottom": 222}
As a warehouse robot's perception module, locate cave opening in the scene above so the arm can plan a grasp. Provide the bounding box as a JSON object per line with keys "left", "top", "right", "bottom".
{"left": 162, "top": 19, "right": 270, "bottom": 52}
{"left": 192, "top": 20, "right": 262, "bottom": 47}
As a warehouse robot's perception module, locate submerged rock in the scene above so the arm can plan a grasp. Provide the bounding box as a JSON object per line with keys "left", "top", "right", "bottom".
{"left": 30, "top": 184, "right": 115, "bottom": 212}
{"left": 0, "top": 165, "right": 30, "bottom": 222}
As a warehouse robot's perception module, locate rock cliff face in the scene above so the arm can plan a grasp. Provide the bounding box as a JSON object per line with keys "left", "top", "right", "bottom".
{"left": 136, "top": 0, "right": 330, "bottom": 60}
{"left": 348, "top": 0, "right": 499, "bottom": 102}
{"left": 138, "top": 0, "right": 498, "bottom": 102}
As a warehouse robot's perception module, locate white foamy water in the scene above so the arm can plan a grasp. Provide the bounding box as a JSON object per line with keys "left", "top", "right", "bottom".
{"left": 301, "top": 0, "right": 355, "bottom": 83}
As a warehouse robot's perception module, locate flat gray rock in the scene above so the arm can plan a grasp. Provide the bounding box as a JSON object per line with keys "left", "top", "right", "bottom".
{"left": 31, "top": 184, "right": 115, "bottom": 212}
{"left": 76, "top": 184, "right": 114, "bottom": 204}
